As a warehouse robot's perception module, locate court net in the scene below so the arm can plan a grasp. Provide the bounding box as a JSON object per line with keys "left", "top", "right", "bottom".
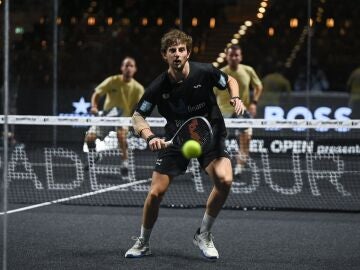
{"left": 1, "top": 115, "right": 360, "bottom": 211}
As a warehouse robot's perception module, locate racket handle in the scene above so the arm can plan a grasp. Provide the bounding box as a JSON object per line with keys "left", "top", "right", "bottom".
{"left": 163, "top": 141, "right": 172, "bottom": 148}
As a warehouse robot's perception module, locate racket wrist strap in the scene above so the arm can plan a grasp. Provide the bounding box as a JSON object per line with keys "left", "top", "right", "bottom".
{"left": 146, "top": 134, "right": 157, "bottom": 145}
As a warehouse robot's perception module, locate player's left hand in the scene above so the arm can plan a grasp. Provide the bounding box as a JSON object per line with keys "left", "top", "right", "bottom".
{"left": 230, "top": 97, "right": 246, "bottom": 115}
{"left": 248, "top": 103, "right": 257, "bottom": 117}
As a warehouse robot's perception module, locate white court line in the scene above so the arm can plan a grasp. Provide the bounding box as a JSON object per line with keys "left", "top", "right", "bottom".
{"left": 0, "top": 178, "right": 151, "bottom": 215}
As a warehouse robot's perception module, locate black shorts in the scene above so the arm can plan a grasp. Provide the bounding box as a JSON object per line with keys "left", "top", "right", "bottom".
{"left": 154, "top": 137, "right": 230, "bottom": 177}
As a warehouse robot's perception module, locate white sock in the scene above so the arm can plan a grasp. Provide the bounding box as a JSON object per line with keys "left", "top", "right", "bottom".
{"left": 140, "top": 225, "right": 152, "bottom": 243}
{"left": 200, "top": 212, "right": 216, "bottom": 233}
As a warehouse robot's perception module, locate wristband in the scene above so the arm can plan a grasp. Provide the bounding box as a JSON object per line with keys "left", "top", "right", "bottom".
{"left": 139, "top": 127, "right": 151, "bottom": 137}
{"left": 230, "top": 96, "right": 241, "bottom": 100}
{"left": 146, "top": 135, "right": 157, "bottom": 145}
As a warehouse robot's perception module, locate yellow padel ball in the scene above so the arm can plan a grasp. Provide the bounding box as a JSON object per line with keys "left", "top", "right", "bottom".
{"left": 181, "top": 140, "right": 202, "bottom": 159}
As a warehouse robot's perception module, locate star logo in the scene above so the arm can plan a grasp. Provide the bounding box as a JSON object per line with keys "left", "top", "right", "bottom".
{"left": 72, "top": 97, "right": 91, "bottom": 114}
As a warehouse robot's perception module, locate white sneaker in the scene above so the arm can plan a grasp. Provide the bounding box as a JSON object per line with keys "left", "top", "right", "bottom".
{"left": 124, "top": 237, "right": 152, "bottom": 258}
{"left": 234, "top": 164, "right": 243, "bottom": 175}
{"left": 193, "top": 228, "right": 219, "bottom": 259}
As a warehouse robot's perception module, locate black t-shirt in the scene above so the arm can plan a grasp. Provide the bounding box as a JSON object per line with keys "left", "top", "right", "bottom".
{"left": 135, "top": 61, "right": 229, "bottom": 140}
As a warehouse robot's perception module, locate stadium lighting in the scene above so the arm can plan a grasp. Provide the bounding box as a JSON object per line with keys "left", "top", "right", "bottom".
{"left": 87, "top": 17, "right": 96, "bottom": 26}
{"left": 213, "top": 62, "right": 219, "bottom": 67}
{"left": 209, "top": 18, "right": 216, "bottom": 29}
{"left": 122, "top": 18, "right": 130, "bottom": 26}
{"left": 217, "top": 57, "right": 224, "bottom": 63}
{"left": 219, "top": 52, "right": 226, "bottom": 58}
{"left": 71, "top": 17, "right": 77, "bottom": 24}
{"left": 15, "top": 27, "right": 24, "bottom": 34}
{"left": 244, "top": 20, "right": 252, "bottom": 27}
{"left": 238, "top": 29, "right": 246, "bottom": 35}
{"left": 175, "top": 18, "right": 180, "bottom": 26}
{"left": 268, "top": 27, "right": 275, "bottom": 36}
{"left": 156, "top": 17, "right": 163, "bottom": 26}
{"left": 231, "top": 39, "right": 239, "bottom": 44}
{"left": 56, "top": 17, "right": 62, "bottom": 25}
{"left": 233, "top": 33, "right": 240, "bottom": 39}
{"left": 141, "top": 17, "right": 148, "bottom": 26}
{"left": 107, "top": 17, "right": 113, "bottom": 26}
{"left": 290, "top": 18, "right": 298, "bottom": 28}
{"left": 259, "top": 7, "right": 266, "bottom": 13}
{"left": 240, "top": 25, "right": 247, "bottom": 30}
{"left": 261, "top": 2, "right": 268, "bottom": 7}
{"left": 192, "top": 17, "right": 198, "bottom": 27}
{"left": 309, "top": 18, "right": 313, "bottom": 26}
{"left": 257, "top": 13, "right": 264, "bottom": 19}
{"left": 326, "top": 18, "right": 335, "bottom": 28}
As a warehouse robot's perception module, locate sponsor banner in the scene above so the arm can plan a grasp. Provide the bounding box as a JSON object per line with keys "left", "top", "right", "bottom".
{"left": 245, "top": 139, "right": 360, "bottom": 155}
{"left": 2, "top": 136, "right": 359, "bottom": 210}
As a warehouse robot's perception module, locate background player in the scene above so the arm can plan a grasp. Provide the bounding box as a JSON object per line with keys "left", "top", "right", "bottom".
{"left": 214, "top": 45, "right": 263, "bottom": 175}
{"left": 125, "top": 29, "right": 245, "bottom": 259}
{"left": 85, "top": 57, "right": 144, "bottom": 168}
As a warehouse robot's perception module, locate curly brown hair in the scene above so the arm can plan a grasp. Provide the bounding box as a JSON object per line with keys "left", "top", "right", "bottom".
{"left": 160, "top": 29, "right": 193, "bottom": 54}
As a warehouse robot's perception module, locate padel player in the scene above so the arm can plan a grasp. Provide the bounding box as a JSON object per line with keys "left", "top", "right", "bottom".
{"left": 214, "top": 45, "right": 263, "bottom": 175}
{"left": 85, "top": 57, "right": 144, "bottom": 168}
{"left": 125, "top": 30, "right": 245, "bottom": 259}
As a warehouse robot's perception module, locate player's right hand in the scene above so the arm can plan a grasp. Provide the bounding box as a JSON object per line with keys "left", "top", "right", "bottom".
{"left": 91, "top": 106, "right": 99, "bottom": 115}
{"left": 248, "top": 103, "right": 257, "bottom": 117}
{"left": 148, "top": 137, "right": 167, "bottom": 151}
{"left": 230, "top": 97, "right": 246, "bottom": 116}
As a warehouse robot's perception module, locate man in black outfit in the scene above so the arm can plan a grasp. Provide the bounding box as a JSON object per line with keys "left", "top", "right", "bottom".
{"left": 126, "top": 29, "right": 245, "bottom": 259}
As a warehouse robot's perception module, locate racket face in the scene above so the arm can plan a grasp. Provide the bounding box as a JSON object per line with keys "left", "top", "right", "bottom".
{"left": 173, "top": 117, "right": 213, "bottom": 150}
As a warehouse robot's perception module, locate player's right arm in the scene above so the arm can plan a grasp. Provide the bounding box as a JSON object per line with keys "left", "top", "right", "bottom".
{"left": 91, "top": 76, "right": 113, "bottom": 115}
{"left": 90, "top": 92, "right": 101, "bottom": 115}
{"left": 132, "top": 112, "right": 165, "bottom": 151}
{"left": 132, "top": 76, "right": 167, "bottom": 151}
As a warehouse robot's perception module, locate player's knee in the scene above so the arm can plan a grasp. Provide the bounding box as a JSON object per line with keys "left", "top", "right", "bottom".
{"left": 85, "top": 132, "right": 97, "bottom": 143}
{"left": 216, "top": 178, "right": 232, "bottom": 192}
{"left": 148, "top": 188, "right": 166, "bottom": 204}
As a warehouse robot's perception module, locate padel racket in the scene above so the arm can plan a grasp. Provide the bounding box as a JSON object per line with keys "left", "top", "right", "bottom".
{"left": 164, "top": 116, "right": 213, "bottom": 150}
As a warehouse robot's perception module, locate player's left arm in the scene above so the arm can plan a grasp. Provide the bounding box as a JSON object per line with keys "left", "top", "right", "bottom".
{"left": 210, "top": 65, "right": 245, "bottom": 115}
{"left": 228, "top": 75, "right": 246, "bottom": 115}
{"left": 248, "top": 68, "right": 263, "bottom": 117}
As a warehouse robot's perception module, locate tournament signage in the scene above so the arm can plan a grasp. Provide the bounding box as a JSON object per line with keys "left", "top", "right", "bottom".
{"left": 3, "top": 134, "right": 359, "bottom": 211}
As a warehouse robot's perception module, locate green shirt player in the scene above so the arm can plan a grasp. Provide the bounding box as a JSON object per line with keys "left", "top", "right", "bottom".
{"left": 85, "top": 57, "right": 144, "bottom": 168}
{"left": 214, "top": 45, "right": 263, "bottom": 175}
{"left": 261, "top": 71, "right": 291, "bottom": 106}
